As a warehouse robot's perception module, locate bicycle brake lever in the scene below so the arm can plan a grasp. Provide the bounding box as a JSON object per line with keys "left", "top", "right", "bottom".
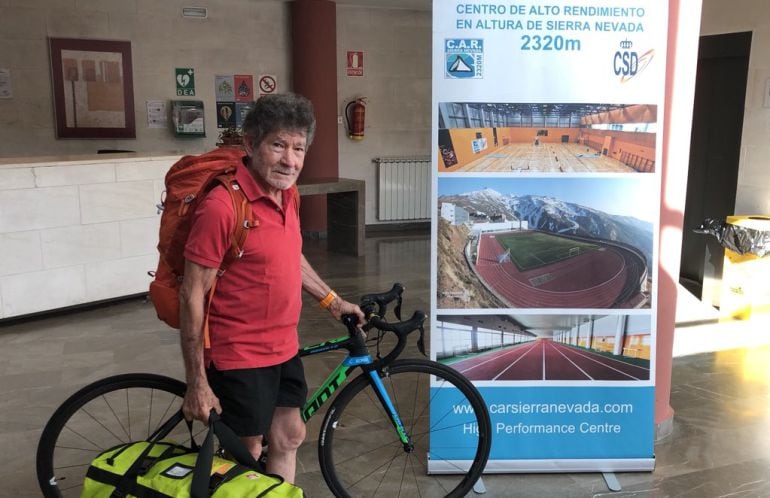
{"left": 394, "top": 296, "right": 403, "bottom": 321}
{"left": 416, "top": 325, "right": 426, "bottom": 356}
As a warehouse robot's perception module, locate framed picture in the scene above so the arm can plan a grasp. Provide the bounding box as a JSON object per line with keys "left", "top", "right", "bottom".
{"left": 49, "top": 38, "right": 135, "bottom": 139}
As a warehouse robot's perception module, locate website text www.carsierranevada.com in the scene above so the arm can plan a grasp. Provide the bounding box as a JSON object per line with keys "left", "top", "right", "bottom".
{"left": 453, "top": 401, "right": 634, "bottom": 415}
{"left": 454, "top": 401, "right": 635, "bottom": 435}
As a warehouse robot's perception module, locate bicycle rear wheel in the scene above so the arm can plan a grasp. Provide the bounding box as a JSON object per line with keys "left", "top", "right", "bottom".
{"left": 36, "top": 373, "right": 200, "bottom": 498}
{"left": 318, "top": 359, "right": 491, "bottom": 498}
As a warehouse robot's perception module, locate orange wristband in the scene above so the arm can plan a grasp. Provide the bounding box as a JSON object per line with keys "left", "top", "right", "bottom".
{"left": 319, "top": 290, "right": 338, "bottom": 309}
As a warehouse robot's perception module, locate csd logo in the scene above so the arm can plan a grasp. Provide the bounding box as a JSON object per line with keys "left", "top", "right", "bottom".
{"left": 613, "top": 40, "right": 654, "bottom": 83}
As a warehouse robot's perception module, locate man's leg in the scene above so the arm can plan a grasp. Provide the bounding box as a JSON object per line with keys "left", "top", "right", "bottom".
{"left": 266, "top": 406, "right": 306, "bottom": 483}
{"left": 239, "top": 434, "right": 264, "bottom": 462}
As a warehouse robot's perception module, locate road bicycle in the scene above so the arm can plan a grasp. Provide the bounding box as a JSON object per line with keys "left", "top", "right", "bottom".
{"left": 36, "top": 284, "right": 492, "bottom": 497}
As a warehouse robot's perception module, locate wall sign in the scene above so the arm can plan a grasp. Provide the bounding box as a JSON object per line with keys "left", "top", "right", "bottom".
{"left": 347, "top": 51, "right": 364, "bottom": 76}
{"left": 258, "top": 74, "right": 277, "bottom": 95}
{"left": 0, "top": 68, "right": 12, "bottom": 99}
{"left": 175, "top": 67, "right": 196, "bottom": 96}
{"left": 234, "top": 74, "right": 254, "bottom": 102}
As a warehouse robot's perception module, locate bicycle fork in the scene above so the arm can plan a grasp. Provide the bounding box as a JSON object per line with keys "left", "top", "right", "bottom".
{"left": 367, "top": 369, "right": 414, "bottom": 453}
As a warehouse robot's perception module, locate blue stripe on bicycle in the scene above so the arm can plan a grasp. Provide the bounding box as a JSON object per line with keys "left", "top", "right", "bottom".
{"left": 343, "top": 355, "right": 373, "bottom": 366}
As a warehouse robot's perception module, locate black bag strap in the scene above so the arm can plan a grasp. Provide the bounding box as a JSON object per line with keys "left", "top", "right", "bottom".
{"left": 109, "top": 411, "right": 187, "bottom": 497}
{"left": 190, "top": 410, "right": 273, "bottom": 498}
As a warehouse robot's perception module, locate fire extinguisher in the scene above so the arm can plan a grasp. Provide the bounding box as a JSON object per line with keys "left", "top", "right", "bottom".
{"left": 345, "top": 98, "right": 366, "bottom": 141}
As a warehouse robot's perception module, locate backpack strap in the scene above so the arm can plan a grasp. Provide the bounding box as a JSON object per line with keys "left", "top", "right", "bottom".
{"left": 215, "top": 173, "right": 258, "bottom": 272}
{"left": 203, "top": 281, "right": 217, "bottom": 350}
{"left": 200, "top": 173, "right": 257, "bottom": 350}
{"left": 290, "top": 184, "right": 300, "bottom": 215}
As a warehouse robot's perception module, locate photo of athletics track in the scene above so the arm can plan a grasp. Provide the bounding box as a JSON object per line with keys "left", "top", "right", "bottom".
{"left": 474, "top": 230, "right": 647, "bottom": 308}
{"left": 451, "top": 339, "right": 649, "bottom": 381}
{"left": 436, "top": 176, "right": 654, "bottom": 310}
{"left": 435, "top": 314, "right": 651, "bottom": 382}
{"left": 437, "top": 103, "right": 657, "bottom": 173}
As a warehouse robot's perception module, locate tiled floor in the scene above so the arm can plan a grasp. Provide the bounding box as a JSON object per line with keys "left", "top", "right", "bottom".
{"left": 2, "top": 234, "right": 769, "bottom": 497}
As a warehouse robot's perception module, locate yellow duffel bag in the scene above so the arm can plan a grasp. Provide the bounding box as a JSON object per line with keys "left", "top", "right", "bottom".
{"left": 81, "top": 411, "right": 303, "bottom": 498}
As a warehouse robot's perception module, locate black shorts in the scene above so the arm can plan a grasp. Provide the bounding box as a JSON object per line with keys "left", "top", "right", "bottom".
{"left": 206, "top": 354, "right": 308, "bottom": 437}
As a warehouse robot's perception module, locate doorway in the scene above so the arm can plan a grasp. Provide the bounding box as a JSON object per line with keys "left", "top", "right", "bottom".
{"left": 679, "top": 31, "right": 751, "bottom": 303}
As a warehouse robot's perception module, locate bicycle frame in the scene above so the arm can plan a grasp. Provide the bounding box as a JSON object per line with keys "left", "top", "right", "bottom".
{"left": 298, "top": 331, "right": 411, "bottom": 448}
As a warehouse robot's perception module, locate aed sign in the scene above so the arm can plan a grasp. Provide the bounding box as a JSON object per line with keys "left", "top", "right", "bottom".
{"left": 175, "top": 68, "right": 196, "bottom": 96}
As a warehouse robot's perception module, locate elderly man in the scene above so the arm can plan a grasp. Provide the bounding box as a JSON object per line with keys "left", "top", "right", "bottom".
{"left": 179, "top": 93, "right": 363, "bottom": 483}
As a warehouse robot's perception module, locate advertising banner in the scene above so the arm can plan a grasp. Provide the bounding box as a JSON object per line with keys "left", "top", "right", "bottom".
{"left": 431, "top": 0, "right": 667, "bottom": 472}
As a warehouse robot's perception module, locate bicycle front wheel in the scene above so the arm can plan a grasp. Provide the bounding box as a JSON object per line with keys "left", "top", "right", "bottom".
{"left": 318, "top": 359, "right": 491, "bottom": 498}
{"left": 36, "top": 373, "right": 200, "bottom": 498}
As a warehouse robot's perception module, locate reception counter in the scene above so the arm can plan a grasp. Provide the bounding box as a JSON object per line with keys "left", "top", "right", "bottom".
{"left": 0, "top": 153, "right": 364, "bottom": 320}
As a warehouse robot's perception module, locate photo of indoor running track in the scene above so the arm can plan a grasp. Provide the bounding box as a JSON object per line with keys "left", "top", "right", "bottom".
{"left": 436, "top": 314, "right": 651, "bottom": 382}
{"left": 437, "top": 103, "right": 657, "bottom": 173}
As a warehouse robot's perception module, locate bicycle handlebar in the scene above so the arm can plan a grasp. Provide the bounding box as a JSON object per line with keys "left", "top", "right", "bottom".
{"left": 340, "top": 283, "right": 427, "bottom": 365}
{"left": 359, "top": 283, "right": 404, "bottom": 320}
{"left": 366, "top": 311, "right": 426, "bottom": 336}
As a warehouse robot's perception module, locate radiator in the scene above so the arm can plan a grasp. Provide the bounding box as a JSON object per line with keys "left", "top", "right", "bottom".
{"left": 375, "top": 156, "right": 431, "bottom": 221}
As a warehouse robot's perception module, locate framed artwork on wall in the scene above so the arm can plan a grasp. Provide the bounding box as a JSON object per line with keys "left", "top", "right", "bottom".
{"left": 48, "top": 38, "right": 135, "bottom": 139}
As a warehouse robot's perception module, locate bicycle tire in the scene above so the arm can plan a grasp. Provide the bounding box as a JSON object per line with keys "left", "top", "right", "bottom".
{"left": 36, "top": 373, "right": 194, "bottom": 498}
{"left": 318, "top": 359, "right": 491, "bottom": 498}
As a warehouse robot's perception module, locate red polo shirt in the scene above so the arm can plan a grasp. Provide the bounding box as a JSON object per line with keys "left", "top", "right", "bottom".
{"left": 184, "top": 162, "right": 302, "bottom": 369}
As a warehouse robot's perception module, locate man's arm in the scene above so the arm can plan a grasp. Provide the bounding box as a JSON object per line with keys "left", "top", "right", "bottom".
{"left": 179, "top": 259, "right": 222, "bottom": 422}
{"left": 301, "top": 254, "right": 365, "bottom": 324}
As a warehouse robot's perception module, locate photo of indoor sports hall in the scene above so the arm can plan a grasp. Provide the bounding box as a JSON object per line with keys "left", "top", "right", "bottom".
{"left": 2, "top": 0, "right": 770, "bottom": 497}
{"left": 438, "top": 103, "right": 657, "bottom": 173}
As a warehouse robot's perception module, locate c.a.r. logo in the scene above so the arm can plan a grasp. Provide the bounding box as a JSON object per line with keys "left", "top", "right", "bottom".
{"left": 445, "top": 38, "right": 483, "bottom": 79}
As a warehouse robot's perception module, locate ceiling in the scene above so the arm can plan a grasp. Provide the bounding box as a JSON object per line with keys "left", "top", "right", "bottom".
{"left": 312, "top": 0, "right": 431, "bottom": 10}
{"left": 438, "top": 314, "right": 603, "bottom": 337}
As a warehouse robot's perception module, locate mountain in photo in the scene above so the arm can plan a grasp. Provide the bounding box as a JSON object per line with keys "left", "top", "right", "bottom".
{"left": 439, "top": 189, "right": 653, "bottom": 265}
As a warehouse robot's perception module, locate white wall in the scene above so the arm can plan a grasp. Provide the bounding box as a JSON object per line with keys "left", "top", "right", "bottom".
{"left": 0, "top": 0, "right": 432, "bottom": 225}
{"left": 0, "top": 0, "right": 291, "bottom": 158}
{"left": 0, "top": 155, "right": 172, "bottom": 319}
{"left": 336, "top": 6, "right": 431, "bottom": 225}
{"left": 701, "top": 0, "right": 770, "bottom": 216}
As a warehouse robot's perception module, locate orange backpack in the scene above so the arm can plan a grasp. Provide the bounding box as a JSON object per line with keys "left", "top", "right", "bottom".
{"left": 148, "top": 147, "right": 298, "bottom": 345}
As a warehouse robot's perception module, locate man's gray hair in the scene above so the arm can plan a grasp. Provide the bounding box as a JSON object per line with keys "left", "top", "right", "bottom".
{"left": 242, "top": 93, "right": 316, "bottom": 147}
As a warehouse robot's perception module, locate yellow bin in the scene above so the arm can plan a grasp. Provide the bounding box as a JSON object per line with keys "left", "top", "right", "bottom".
{"left": 719, "top": 215, "right": 770, "bottom": 320}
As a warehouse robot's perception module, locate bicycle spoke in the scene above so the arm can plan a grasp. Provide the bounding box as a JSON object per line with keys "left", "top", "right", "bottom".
{"left": 147, "top": 388, "right": 154, "bottom": 438}
{"left": 61, "top": 422, "right": 111, "bottom": 452}
{"left": 37, "top": 374, "right": 187, "bottom": 498}
{"left": 125, "top": 388, "right": 131, "bottom": 441}
{"left": 320, "top": 360, "right": 490, "bottom": 498}
{"left": 102, "top": 393, "right": 131, "bottom": 441}
{"left": 54, "top": 461, "right": 94, "bottom": 471}
{"left": 80, "top": 405, "right": 128, "bottom": 445}
{"left": 352, "top": 440, "right": 406, "bottom": 494}
{"left": 58, "top": 480, "right": 84, "bottom": 492}
{"left": 154, "top": 392, "right": 181, "bottom": 434}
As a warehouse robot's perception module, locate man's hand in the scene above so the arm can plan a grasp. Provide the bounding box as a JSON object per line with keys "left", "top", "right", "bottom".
{"left": 182, "top": 380, "right": 222, "bottom": 423}
{"left": 328, "top": 296, "right": 366, "bottom": 326}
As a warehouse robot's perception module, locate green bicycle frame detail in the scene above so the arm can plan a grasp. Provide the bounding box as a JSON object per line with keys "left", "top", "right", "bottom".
{"left": 302, "top": 362, "right": 354, "bottom": 421}
{"left": 298, "top": 335, "right": 411, "bottom": 446}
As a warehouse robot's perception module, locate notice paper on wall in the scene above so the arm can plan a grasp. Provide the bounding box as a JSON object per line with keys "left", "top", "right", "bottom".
{"left": 430, "top": 0, "right": 668, "bottom": 473}
{"left": 146, "top": 100, "right": 168, "bottom": 129}
{"left": 0, "top": 68, "right": 12, "bottom": 99}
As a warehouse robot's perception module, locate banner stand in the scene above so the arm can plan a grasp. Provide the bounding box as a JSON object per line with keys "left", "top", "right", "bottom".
{"left": 431, "top": 0, "right": 668, "bottom": 475}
